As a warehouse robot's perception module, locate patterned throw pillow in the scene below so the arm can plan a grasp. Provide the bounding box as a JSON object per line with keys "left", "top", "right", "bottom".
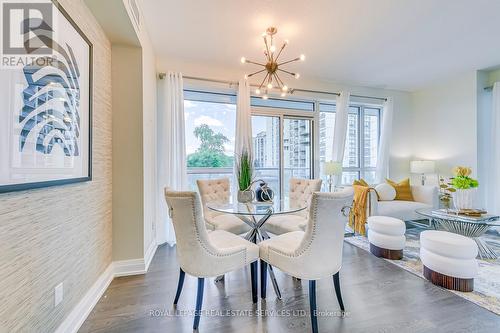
{"left": 385, "top": 178, "right": 414, "bottom": 201}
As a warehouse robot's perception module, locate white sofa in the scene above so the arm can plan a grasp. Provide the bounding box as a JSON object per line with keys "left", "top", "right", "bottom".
{"left": 368, "top": 185, "right": 439, "bottom": 221}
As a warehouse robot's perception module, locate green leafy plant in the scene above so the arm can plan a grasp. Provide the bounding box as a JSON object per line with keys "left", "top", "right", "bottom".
{"left": 236, "top": 150, "right": 253, "bottom": 191}
{"left": 450, "top": 166, "right": 479, "bottom": 190}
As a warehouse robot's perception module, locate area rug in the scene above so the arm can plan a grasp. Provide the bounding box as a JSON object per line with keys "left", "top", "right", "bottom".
{"left": 344, "top": 226, "right": 500, "bottom": 315}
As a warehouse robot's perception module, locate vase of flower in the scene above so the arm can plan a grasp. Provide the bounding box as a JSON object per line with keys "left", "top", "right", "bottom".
{"left": 452, "top": 188, "right": 476, "bottom": 210}
{"left": 450, "top": 166, "right": 478, "bottom": 210}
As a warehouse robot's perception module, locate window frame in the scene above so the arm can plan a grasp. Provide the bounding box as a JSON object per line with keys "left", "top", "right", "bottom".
{"left": 316, "top": 101, "right": 382, "bottom": 185}
{"left": 183, "top": 90, "right": 237, "bottom": 186}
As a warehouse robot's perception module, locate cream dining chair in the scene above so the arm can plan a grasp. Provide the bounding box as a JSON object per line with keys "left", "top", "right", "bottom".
{"left": 265, "top": 178, "right": 322, "bottom": 235}
{"left": 164, "top": 189, "right": 259, "bottom": 330}
{"left": 197, "top": 178, "right": 251, "bottom": 235}
{"left": 259, "top": 191, "right": 352, "bottom": 333}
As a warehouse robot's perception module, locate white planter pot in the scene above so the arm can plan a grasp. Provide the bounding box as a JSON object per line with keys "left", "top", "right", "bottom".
{"left": 452, "top": 188, "right": 475, "bottom": 210}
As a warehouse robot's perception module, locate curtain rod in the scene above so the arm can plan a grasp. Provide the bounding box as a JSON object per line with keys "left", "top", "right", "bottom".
{"left": 158, "top": 73, "right": 388, "bottom": 102}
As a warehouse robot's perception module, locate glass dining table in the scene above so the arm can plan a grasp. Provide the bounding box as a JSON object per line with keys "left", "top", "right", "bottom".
{"left": 208, "top": 200, "right": 307, "bottom": 299}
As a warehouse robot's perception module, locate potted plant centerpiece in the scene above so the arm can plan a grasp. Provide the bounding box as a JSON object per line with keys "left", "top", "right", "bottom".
{"left": 236, "top": 150, "right": 254, "bottom": 203}
{"left": 450, "top": 166, "right": 479, "bottom": 210}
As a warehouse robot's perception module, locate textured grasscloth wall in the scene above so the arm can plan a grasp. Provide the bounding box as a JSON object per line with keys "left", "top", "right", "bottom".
{"left": 0, "top": 0, "right": 112, "bottom": 331}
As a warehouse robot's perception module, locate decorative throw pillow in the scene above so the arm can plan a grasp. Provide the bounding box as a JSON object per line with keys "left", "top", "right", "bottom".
{"left": 353, "top": 178, "right": 369, "bottom": 187}
{"left": 375, "top": 183, "right": 396, "bottom": 201}
{"left": 386, "top": 178, "right": 414, "bottom": 201}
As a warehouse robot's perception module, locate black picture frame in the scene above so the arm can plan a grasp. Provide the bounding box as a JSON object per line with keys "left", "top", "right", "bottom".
{"left": 0, "top": 0, "right": 93, "bottom": 193}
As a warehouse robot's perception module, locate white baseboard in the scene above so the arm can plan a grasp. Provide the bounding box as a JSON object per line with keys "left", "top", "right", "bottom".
{"left": 56, "top": 245, "right": 159, "bottom": 333}
{"left": 55, "top": 263, "right": 114, "bottom": 333}
{"left": 144, "top": 240, "right": 158, "bottom": 272}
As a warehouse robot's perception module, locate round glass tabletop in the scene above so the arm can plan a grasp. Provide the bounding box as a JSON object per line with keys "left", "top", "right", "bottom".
{"left": 415, "top": 208, "right": 500, "bottom": 225}
{"left": 208, "top": 200, "right": 306, "bottom": 216}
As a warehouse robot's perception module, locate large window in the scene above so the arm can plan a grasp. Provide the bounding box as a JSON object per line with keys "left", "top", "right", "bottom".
{"left": 319, "top": 103, "right": 381, "bottom": 185}
{"left": 183, "top": 89, "right": 381, "bottom": 193}
{"left": 184, "top": 90, "right": 236, "bottom": 190}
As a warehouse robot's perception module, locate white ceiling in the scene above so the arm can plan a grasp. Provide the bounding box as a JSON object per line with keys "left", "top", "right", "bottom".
{"left": 141, "top": 0, "right": 500, "bottom": 91}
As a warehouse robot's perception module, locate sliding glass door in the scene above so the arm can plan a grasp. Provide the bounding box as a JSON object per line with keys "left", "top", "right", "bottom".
{"left": 252, "top": 115, "right": 281, "bottom": 199}
{"left": 283, "top": 117, "right": 312, "bottom": 196}
{"left": 252, "top": 112, "right": 313, "bottom": 201}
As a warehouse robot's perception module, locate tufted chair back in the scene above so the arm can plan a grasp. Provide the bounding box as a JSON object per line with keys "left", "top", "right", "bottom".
{"left": 296, "top": 191, "right": 353, "bottom": 279}
{"left": 289, "top": 178, "right": 322, "bottom": 217}
{"left": 197, "top": 178, "right": 231, "bottom": 220}
{"left": 164, "top": 189, "right": 248, "bottom": 277}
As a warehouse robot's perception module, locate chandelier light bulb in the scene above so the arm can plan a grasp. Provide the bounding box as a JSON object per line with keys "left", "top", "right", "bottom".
{"left": 240, "top": 57, "right": 246, "bottom": 64}
{"left": 255, "top": 88, "right": 261, "bottom": 95}
{"left": 262, "top": 95, "right": 269, "bottom": 100}
{"left": 281, "top": 92, "right": 286, "bottom": 97}
{"left": 244, "top": 74, "right": 248, "bottom": 80}
{"left": 282, "top": 85, "right": 288, "bottom": 92}
{"left": 267, "top": 83, "right": 273, "bottom": 89}
{"left": 270, "top": 45, "right": 276, "bottom": 53}
{"left": 284, "top": 39, "right": 289, "bottom": 45}
{"left": 294, "top": 73, "right": 300, "bottom": 79}
{"left": 300, "top": 54, "right": 306, "bottom": 61}
{"left": 261, "top": 32, "right": 267, "bottom": 38}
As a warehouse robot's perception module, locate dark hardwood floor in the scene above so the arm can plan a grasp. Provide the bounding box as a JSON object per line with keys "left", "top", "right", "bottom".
{"left": 79, "top": 242, "right": 500, "bottom": 333}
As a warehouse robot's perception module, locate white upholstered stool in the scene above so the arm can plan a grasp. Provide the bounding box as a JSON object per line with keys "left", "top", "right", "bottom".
{"left": 367, "top": 216, "right": 406, "bottom": 260}
{"left": 420, "top": 230, "right": 478, "bottom": 292}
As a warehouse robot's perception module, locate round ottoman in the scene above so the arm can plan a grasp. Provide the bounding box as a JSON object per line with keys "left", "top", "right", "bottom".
{"left": 420, "top": 230, "right": 478, "bottom": 292}
{"left": 367, "top": 216, "right": 406, "bottom": 260}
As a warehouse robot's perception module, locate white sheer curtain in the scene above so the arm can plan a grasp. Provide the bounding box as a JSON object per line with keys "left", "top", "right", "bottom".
{"left": 331, "top": 91, "right": 350, "bottom": 183}
{"left": 157, "top": 72, "right": 187, "bottom": 245}
{"left": 486, "top": 82, "right": 500, "bottom": 214}
{"left": 235, "top": 78, "right": 253, "bottom": 155}
{"left": 234, "top": 78, "right": 253, "bottom": 191}
{"left": 375, "top": 97, "right": 394, "bottom": 184}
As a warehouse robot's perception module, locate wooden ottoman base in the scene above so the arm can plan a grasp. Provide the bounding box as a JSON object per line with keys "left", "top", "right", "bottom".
{"left": 423, "top": 265, "right": 474, "bottom": 292}
{"left": 369, "top": 243, "right": 403, "bottom": 260}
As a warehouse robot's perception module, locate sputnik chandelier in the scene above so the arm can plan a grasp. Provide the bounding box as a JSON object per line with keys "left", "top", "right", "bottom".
{"left": 240, "top": 26, "right": 305, "bottom": 99}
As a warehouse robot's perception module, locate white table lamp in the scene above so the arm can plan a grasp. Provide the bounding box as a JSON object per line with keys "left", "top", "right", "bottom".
{"left": 323, "top": 161, "right": 342, "bottom": 192}
{"left": 410, "top": 160, "right": 435, "bottom": 185}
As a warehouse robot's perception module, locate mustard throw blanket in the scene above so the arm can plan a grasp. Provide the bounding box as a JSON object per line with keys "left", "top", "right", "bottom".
{"left": 348, "top": 185, "right": 375, "bottom": 236}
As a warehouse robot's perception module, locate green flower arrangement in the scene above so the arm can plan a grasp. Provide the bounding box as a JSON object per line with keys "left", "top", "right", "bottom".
{"left": 450, "top": 166, "right": 479, "bottom": 190}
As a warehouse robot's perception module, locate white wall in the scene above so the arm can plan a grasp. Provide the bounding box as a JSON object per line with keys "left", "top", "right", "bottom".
{"left": 156, "top": 57, "right": 414, "bottom": 182}
{"left": 410, "top": 71, "right": 478, "bottom": 184}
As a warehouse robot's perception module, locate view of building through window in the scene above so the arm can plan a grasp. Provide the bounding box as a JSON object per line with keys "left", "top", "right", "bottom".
{"left": 184, "top": 91, "right": 380, "bottom": 193}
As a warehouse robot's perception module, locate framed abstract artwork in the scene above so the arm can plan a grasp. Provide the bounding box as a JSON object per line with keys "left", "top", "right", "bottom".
{"left": 0, "top": 0, "right": 92, "bottom": 193}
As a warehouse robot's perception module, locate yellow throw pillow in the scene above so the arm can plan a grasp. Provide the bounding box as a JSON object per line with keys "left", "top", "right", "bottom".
{"left": 386, "top": 178, "right": 414, "bottom": 201}
{"left": 353, "top": 178, "right": 369, "bottom": 187}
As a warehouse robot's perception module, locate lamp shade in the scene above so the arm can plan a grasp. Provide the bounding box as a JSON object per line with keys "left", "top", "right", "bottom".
{"left": 410, "top": 160, "right": 435, "bottom": 174}
{"left": 323, "top": 161, "right": 343, "bottom": 175}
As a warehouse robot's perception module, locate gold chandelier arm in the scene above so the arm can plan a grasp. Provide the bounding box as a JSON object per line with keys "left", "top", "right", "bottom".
{"left": 263, "top": 35, "right": 271, "bottom": 62}
{"left": 273, "top": 72, "right": 283, "bottom": 89}
{"left": 248, "top": 68, "right": 266, "bottom": 77}
{"left": 278, "top": 57, "right": 301, "bottom": 66}
{"left": 245, "top": 59, "right": 266, "bottom": 67}
{"left": 277, "top": 68, "right": 296, "bottom": 77}
{"left": 259, "top": 72, "right": 270, "bottom": 89}
{"left": 274, "top": 42, "right": 287, "bottom": 63}
{"left": 273, "top": 73, "right": 284, "bottom": 88}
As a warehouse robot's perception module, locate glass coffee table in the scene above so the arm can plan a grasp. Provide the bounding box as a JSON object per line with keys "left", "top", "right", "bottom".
{"left": 415, "top": 208, "right": 500, "bottom": 259}
{"left": 208, "top": 200, "right": 306, "bottom": 299}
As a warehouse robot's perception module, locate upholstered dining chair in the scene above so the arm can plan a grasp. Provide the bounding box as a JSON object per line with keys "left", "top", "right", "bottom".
{"left": 164, "top": 189, "right": 259, "bottom": 330}
{"left": 259, "top": 191, "right": 352, "bottom": 333}
{"left": 265, "top": 178, "right": 322, "bottom": 235}
{"left": 197, "top": 178, "right": 251, "bottom": 235}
